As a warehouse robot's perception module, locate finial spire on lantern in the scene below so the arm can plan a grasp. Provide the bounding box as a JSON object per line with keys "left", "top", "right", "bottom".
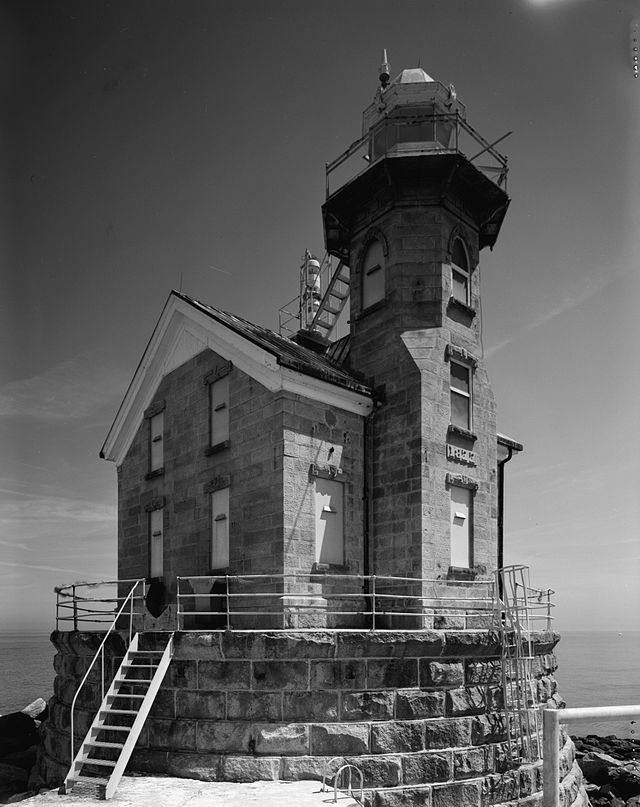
{"left": 379, "top": 49, "right": 390, "bottom": 88}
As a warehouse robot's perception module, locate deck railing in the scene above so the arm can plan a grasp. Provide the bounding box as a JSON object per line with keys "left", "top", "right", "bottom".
{"left": 55, "top": 579, "right": 147, "bottom": 631}
{"left": 54, "top": 571, "right": 554, "bottom": 634}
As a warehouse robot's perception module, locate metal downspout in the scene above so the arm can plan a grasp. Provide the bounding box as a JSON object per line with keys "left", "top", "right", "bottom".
{"left": 497, "top": 445, "right": 514, "bottom": 598}
{"left": 363, "top": 409, "right": 375, "bottom": 626}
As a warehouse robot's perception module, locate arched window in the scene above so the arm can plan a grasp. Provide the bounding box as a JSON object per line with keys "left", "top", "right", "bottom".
{"left": 451, "top": 238, "right": 470, "bottom": 306}
{"left": 362, "top": 239, "right": 385, "bottom": 310}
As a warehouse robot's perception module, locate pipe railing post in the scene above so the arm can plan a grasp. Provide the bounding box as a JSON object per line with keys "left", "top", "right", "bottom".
{"left": 225, "top": 575, "right": 230, "bottom": 631}
{"left": 371, "top": 575, "right": 376, "bottom": 631}
{"left": 543, "top": 708, "right": 560, "bottom": 807}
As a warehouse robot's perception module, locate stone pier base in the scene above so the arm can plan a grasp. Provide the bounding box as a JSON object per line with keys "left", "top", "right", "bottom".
{"left": 34, "top": 629, "right": 588, "bottom": 806}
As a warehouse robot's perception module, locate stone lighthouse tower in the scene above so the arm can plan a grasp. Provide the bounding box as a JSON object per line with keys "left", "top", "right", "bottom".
{"left": 323, "top": 56, "right": 510, "bottom": 595}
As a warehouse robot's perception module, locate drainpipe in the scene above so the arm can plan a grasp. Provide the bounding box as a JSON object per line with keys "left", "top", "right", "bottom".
{"left": 362, "top": 408, "right": 376, "bottom": 625}
{"left": 497, "top": 445, "right": 514, "bottom": 598}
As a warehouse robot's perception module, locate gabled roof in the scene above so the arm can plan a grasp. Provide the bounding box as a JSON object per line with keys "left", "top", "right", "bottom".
{"left": 100, "top": 291, "right": 373, "bottom": 465}
{"left": 178, "top": 293, "right": 368, "bottom": 395}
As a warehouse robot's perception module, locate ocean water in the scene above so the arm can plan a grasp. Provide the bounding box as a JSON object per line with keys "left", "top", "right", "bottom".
{"left": 554, "top": 630, "right": 640, "bottom": 739}
{"left": 0, "top": 633, "right": 55, "bottom": 716}
{"left": 0, "top": 630, "right": 638, "bottom": 739}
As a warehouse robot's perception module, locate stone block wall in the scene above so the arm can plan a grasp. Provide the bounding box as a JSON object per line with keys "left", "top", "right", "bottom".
{"left": 37, "top": 629, "right": 586, "bottom": 806}
{"left": 345, "top": 201, "right": 497, "bottom": 585}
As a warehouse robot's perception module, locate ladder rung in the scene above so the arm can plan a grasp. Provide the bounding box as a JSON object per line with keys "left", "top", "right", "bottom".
{"left": 130, "top": 650, "right": 164, "bottom": 655}
{"left": 336, "top": 273, "right": 349, "bottom": 284}
{"left": 324, "top": 305, "right": 341, "bottom": 315}
{"left": 102, "top": 708, "right": 138, "bottom": 715}
{"left": 115, "top": 677, "right": 152, "bottom": 684}
{"left": 330, "top": 290, "right": 348, "bottom": 300}
{"left": 111, "top": 693, "right": 145, "bottom": 699}
{"left": 123, "top": 662, "right": 158, "bottom": 667}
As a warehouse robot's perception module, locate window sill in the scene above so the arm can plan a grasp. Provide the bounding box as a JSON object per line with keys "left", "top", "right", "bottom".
{"left": 447, "top": 566, "right": 477, "bottom": 581}
{"left": 311, "top": 562, "right": 346, "bottom": 574}
{"left": 447, "top": 296, "right": 477, "bottom": 319}
{"left": 447, "top": 424, "right": 477, "bottom": 442}
{"left": 354, "top": 298, "right": 387, "bottom": 320}
{"left": 145, "top": 468, "right": 165, "bottom": 480}
{"left": 205, "top": 440, "right": 231, "bottom": 456}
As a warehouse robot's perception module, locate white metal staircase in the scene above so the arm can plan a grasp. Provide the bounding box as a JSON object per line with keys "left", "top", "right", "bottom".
{"left": 310, "top": 258, "right": 350, "bottom": 339}
{"left": 62, "top": 632, "right": 174, "bottom": 800}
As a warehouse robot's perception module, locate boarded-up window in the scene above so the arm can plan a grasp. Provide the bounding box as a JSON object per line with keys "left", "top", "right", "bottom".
{"left": 149, "top": 508, "right": 164, "bottom": 578}
{"left": 210, "top": 375, "right": 229, "bottom": 447}
{"left": 450, "top": 486, "right": 472, "bottom": 568}
{"left": 315, "top": 478, "right": 344, "bottom": 565}
{"left": 211, "top": 487, "right": 230, "bottom": 569}
{"left": 362, "top": 239, "right": 385, "bottom": 310}
{"left": 149, "top": 412, "right": 164, "bottom": 472}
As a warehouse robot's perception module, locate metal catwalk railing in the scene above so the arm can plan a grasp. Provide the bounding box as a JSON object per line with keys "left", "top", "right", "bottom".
{"left": 55, "top": 579, "right": 147, "bottom": 631}
{"left": 175, "top": 573, "right": 497, "bottom": 632}
{"left": 55, "top": 571, "right": 554, "bottom": 634}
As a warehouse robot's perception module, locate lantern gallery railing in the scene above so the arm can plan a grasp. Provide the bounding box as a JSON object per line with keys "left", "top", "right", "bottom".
{"left": 54, "top": 571, "right": 554, "bottom": 633}
{"left": 325, "top": 109, "right": 510, "bottom": 199}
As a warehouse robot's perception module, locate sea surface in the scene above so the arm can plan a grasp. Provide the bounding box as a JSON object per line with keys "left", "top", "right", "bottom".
{"left": 1, "top": 630, "right": 639, "bottom": 738}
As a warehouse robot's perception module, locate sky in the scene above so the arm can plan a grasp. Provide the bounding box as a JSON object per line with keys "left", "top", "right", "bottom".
{"left": 1, "top": 0, "right": 638, "bottom": 634}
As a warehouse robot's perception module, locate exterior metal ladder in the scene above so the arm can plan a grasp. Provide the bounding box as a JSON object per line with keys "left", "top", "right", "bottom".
{"left": 62, "top": 632, "right": 174, "bottom": 800}
{"left": 310, "top": 258, "right": 350, "bottom": 339}
{"left": 494, "top": 566, "right": 541, "bottom": 765}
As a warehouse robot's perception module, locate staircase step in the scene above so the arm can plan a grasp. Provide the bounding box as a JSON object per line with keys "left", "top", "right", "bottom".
{"left": 94, "top": 725, "right": 132, "bottom": 733}
{"left": 75, "top": 774, "right": 109, "bottom": 783}
{"left": 84, "top": 741, "right": 125, "bottom": 749}
{"left": 330, "top": 290, "right": 348, "bottom": 300}
{"left": 82, "top": 758, "right": 117, "bottom": 768}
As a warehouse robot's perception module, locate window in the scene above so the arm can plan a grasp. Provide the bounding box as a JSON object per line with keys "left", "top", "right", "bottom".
{"left": 450, "top": 486, "right": 472, "bottom": 568}
{"left": 211, "top": 487, "right": 229, "bottom": 569}
{"left": 149, "top": 507, "right": 164, "bottom": 578}
{"left": 209, "top": 375, "right": 229, "bottom": 449}
{"left": 451, "top": 238, "right": 470, "bottom": 306}
{"left": 450, "top": 360, "right": 472, "bottom": 431}
{"left": 314, "top": 478, "right": 344, "bottom": 565}
{"left": 149, "top": 412, "right": 164, "bottom": 472}
{"left": 362, "top": 239, "right": 385, "bottom": 310}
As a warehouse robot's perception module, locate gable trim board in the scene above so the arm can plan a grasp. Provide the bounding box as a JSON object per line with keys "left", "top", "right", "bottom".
{"left": 101, "top": 292, "right": 374, "bottom": 466}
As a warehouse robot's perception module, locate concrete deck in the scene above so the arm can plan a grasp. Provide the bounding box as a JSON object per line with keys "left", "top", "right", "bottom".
{"left": 14, "top": 777, "right": 361, "bottom": 806}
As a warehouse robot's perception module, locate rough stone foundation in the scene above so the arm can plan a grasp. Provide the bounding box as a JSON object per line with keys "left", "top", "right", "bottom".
{"left": 35, "top": 629, "right": 587, "bottom": 806}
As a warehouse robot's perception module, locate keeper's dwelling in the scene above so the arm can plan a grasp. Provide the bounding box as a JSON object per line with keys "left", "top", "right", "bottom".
{"left": 40, "top": 56, "right": 587, "bottom": 807}
{"left": 100, "top": 63, "right": 521, "bottom": 627}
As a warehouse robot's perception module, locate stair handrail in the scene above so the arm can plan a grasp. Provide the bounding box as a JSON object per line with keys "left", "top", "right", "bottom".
{"left": 69, "top": 579, "right": 145, "bottom": 764}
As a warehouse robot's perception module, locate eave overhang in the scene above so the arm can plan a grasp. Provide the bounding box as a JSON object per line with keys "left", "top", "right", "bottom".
{"left": 323, "top": 152, "right": 509, "bottom": 259}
